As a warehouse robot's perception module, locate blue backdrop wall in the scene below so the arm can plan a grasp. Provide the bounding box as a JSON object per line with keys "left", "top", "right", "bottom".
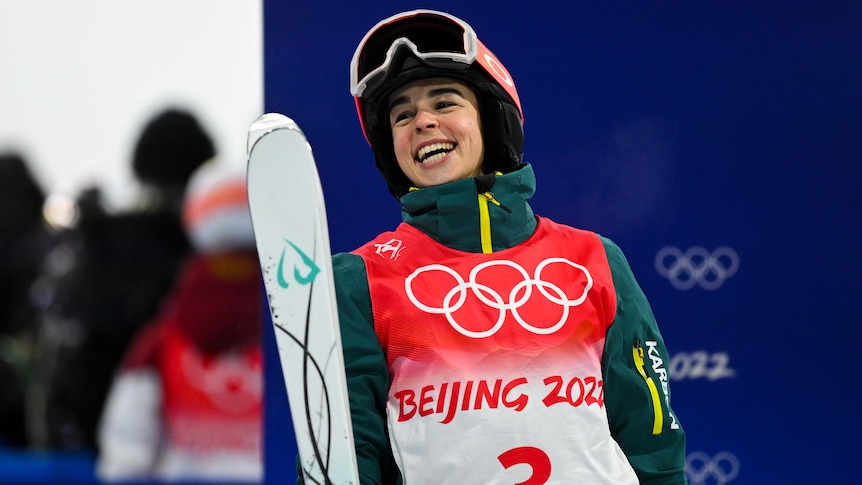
{"left": 261, "top": 2, "right": 862, "bottom": 483}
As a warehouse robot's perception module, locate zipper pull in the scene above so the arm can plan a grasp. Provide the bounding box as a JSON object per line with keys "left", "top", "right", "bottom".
{"left": 482, "top": 192, "right": 512, "bottom": 213}
{"left": 633, "top": 340, "right": 646, "bottom": 368}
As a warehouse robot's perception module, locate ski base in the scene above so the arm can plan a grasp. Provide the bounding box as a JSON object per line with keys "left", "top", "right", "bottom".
{"left": 246, "top": 113, "right": 359, "bottom": 484}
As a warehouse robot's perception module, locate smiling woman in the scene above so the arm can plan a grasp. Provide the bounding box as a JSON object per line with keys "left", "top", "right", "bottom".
{"left": 309, "top": 9, "right": 687, "bottom": 484}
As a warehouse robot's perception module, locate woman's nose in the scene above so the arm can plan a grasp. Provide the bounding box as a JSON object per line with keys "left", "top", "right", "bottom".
{"left": 414, "top": 110, "right": 438, "bottom": 131}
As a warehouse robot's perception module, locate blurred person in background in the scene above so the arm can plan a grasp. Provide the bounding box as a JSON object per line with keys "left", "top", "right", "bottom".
{"left": 0, "top": 152, "right": 53, "bottom": 448}
{"left": 26, "top": 108, "right": 215, "bottom": 451}
{"left": 96, "top": 162, "right": 263, "bottom": 482}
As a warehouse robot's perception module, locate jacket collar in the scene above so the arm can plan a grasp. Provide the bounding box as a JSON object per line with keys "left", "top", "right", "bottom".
{"left": 399, "top": 164, "right": 538, "bottom": 253}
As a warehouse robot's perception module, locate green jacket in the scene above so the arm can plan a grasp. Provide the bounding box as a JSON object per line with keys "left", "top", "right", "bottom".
{"left": 330, "top": 164, "right": 686, "bottom": 484}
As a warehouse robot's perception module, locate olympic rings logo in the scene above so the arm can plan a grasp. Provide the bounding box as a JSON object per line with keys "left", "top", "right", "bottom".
{"left": 405, "top": 258, "right": 592, "bottom": 339}
{"left": 685, "top": 451, "right": 740, "bottom": 485}
{"left": 655, "top": 246, "right": 739, "bottom": 290}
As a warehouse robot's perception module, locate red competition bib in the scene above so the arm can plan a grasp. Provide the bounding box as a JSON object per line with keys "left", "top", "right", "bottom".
{"left": 354, "top": 217, "right": 639, "bottom": 484}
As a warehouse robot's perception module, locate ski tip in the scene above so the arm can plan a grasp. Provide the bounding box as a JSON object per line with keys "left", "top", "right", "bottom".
{"left": 246, "top": 113, "right": 303, "bottom": 158}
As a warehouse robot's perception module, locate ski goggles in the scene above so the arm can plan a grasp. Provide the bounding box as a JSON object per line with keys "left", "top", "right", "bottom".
{"left": 350, "top": 10, "right": 479, "bottom": 98}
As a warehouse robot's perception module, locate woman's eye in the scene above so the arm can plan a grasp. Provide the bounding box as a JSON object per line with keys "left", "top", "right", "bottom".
{"left": 435, "top": 101, "right": 455, "bottom": 109}
{"left": 392, "top": 111, "right": 413, "bottom": 124}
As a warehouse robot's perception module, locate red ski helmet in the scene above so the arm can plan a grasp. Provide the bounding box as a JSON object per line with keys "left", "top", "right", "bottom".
{"left": 350, "top": 9, "right": 525, "bottom": 198}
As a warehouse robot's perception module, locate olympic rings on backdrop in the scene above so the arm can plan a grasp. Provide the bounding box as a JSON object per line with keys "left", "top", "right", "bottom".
{"left": 655, "top": 246, "right": 739, "bottom": 290}
{"left": 685, "top": 451, "right": 740, "bottom": 485}
{"left": 405, "top": 258, "right": 592, "bottom": 338}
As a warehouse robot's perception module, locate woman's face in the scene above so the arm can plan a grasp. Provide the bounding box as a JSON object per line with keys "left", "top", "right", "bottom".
{"left": 389, "top": 77, "right": 484, "bottom": 189}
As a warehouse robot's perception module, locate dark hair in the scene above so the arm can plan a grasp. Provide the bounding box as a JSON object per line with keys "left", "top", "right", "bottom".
{"left": 132, "top": 109, "right": 215, "bottom": 187}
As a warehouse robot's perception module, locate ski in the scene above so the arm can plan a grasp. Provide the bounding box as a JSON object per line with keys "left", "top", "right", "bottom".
{"left": 246, "top": 113, "right": 359, "bottom": 484}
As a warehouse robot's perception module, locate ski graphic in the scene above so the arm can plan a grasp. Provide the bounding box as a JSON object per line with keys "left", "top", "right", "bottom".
{"left": 246, "top": 113, "right": 359, "bottom": 484}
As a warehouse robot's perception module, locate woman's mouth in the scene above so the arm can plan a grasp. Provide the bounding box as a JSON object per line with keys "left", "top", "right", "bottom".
{"left": 416, "top": 142, "right": 455, "bottom": 163}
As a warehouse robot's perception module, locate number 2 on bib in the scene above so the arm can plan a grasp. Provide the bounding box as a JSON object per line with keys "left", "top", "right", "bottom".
{"left": 498, "top": 446, "right": 551, "bottom": 485}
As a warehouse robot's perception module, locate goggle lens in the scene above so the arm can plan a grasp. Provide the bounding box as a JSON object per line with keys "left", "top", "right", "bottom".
{"left": 352, "top": 11, "right": 477, "bottom": 97}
